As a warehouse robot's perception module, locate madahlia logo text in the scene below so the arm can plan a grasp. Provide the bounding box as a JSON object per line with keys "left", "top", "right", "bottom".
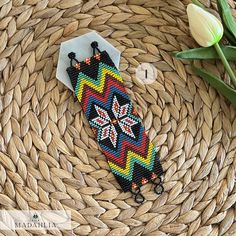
{"left": 0, "top": 210, "right": 71, "bottom": 231}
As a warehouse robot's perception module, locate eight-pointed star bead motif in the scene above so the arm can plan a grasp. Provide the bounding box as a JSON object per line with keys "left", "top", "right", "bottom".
{"left": 90, "top": 96, "right": 138, "bottom": 148}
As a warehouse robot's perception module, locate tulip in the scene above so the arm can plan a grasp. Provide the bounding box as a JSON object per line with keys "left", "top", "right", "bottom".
{"left": 187, "top": 3, "right": 223, "bottom": 47}
{"left": 187, "top": 3, "right": 236, "bottom": 88}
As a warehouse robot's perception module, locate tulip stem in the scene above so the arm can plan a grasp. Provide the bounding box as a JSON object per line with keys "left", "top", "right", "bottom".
{"left": 214, "top": 43, "right": 236, "bottom": 89}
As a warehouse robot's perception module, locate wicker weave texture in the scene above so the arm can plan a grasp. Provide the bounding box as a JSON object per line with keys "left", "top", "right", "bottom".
{"left": 0, "top": 0, "right": 236, "bottom": 235}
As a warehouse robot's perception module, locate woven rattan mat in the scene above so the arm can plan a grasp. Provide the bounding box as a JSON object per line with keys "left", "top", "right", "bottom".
{"left": 0, "top": 0, "right": 236, "bottom": 235}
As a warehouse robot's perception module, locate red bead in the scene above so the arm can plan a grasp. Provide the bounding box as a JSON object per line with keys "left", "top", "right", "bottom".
{"left": 85, "top": 58, "right": 91, "bottom": 65}
{"left": 132, "top": 182, "right": 137, "bottom": 189}
{"left": 74, "top": 63, "right": 80, "bottom": 70}
{"left": 94, "top": 53, "right": 100, "bottom": 60}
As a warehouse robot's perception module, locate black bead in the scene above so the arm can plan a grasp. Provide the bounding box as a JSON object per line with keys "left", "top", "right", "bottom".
{"left": 68, "top": 52, "right": 76, "bottom": 59}
{"left": 91, "top": 41, "right": 98, "bottom": 48}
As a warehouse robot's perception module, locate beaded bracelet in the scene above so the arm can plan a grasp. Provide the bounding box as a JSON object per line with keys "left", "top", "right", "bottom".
{"left": 66, "top": 42, "right": 164, "bottom": 203}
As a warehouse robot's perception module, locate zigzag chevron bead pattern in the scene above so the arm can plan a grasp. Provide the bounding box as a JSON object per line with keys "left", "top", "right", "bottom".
{"left": 67, "top": 50, "right": 163, "bottom": 193}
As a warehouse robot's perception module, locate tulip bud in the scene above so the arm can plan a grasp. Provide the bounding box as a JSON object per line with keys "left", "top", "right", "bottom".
{"left": 187, "top": 3, "right": 223, "bottom": 47}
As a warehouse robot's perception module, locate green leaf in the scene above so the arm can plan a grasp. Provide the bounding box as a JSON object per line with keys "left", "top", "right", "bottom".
{"left": 191, "top": 0, "right": 205, "bottom": 8}
{"left": 173, "top": 46, "right": 236, "bottom": 61}
{"left": 217, "top": 0, "right": 236, "bottom": 40}
{"left": 192, "top": 65, "right": 236, "bottom": 107}
{"left": 224, "top": 27, "right": 236, "bottom": 45}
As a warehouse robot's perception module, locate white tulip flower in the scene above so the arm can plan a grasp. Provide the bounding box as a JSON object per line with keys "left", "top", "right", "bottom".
{"left": 187, "top": 3, "right": 224, "bottom": 47}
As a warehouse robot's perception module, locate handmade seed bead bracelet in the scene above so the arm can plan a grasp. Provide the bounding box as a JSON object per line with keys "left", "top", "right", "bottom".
{"left": 66, "top": 41, "right": 164, "bottom": 203}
